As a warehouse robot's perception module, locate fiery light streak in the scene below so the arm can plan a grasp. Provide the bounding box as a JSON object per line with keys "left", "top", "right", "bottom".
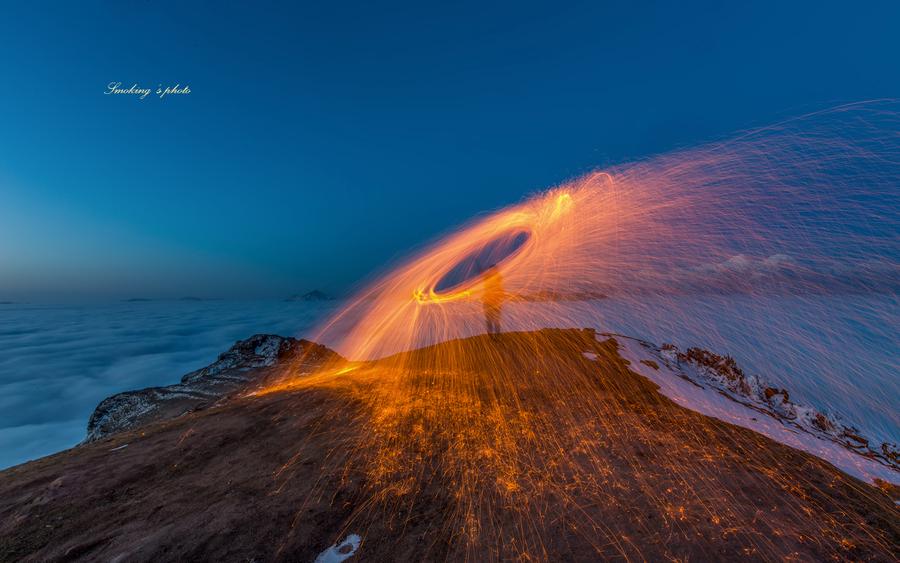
{"left": 264, "top": 102, "right": 899, "bottom": 559}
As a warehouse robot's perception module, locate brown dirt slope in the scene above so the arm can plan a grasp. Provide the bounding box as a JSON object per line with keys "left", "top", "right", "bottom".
{"left": 0, "top": 329, "right": 897, "bottom": 562}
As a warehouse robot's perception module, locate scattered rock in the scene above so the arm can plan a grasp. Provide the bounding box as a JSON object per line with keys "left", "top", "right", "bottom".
{"left": 659, "top": 341, "right": 898, "bottom": 473}
{"left": 813, "top": 413, "right": 835, "bottom": 432}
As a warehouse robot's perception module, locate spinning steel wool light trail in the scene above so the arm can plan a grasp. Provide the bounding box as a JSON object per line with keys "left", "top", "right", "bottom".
{"left": 262, "top": 102, "right": 899, "bottom": 560}
{"left": 311, "top": 102, "right": 898, "bottom": 376}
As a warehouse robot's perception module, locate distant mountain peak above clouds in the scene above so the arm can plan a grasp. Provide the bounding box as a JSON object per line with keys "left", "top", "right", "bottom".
{"left": 285, "top": 290, "right": 334, "bottom": 302}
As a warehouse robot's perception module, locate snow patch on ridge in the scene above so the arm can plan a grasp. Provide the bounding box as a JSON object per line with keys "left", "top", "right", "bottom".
{"left": 314, "top": 533, "right": 361, "bottom": 563}
{"left": 603, "top": 334, "right": 899, "bottom": 486}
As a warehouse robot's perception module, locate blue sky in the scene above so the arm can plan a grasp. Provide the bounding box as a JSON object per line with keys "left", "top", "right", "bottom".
{"left": 2, "top": 1, "right": 899, "bottom": 299}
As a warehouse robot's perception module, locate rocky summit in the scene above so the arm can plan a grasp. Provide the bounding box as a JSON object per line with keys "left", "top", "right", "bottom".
{"left": 85, "top": 334, "right": 342, "bottom": 442}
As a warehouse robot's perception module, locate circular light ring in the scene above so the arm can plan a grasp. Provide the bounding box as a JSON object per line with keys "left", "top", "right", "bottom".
{"left": 417, "top": 228, "right": 532, "bottom": 303}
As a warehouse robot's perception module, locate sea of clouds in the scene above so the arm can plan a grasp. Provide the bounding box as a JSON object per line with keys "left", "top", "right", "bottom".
{"left": 0, "top": 300, "right": 339, "bottom": 469}
{"left": 1, "top": 295, "right": 896, "bottom": 470}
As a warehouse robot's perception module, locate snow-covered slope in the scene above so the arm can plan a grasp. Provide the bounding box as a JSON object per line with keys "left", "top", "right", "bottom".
{"left": 606, "top": 334, "right": 898, "bottom": 485}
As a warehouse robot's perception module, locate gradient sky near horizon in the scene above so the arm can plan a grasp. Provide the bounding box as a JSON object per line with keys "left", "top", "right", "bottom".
{"left": 2, "top": 1, "right": 899, "bottom": 300}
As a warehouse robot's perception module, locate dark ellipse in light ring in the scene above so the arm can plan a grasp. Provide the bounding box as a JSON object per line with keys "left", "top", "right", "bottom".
{"left": 432, "top": 229, "right": 531, "bottom": 295}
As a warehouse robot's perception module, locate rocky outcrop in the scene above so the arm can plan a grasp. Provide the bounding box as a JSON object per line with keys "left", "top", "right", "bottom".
{"left": 658, "top": 342, "right": 899, "bottom": 472}
{"left": 85, "top": 334, "right": 342, "bottom": 442}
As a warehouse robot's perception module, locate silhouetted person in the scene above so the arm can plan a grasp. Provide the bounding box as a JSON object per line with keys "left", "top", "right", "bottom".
{"left": 482, "top": 265, "right": 505, "bottom": 335}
